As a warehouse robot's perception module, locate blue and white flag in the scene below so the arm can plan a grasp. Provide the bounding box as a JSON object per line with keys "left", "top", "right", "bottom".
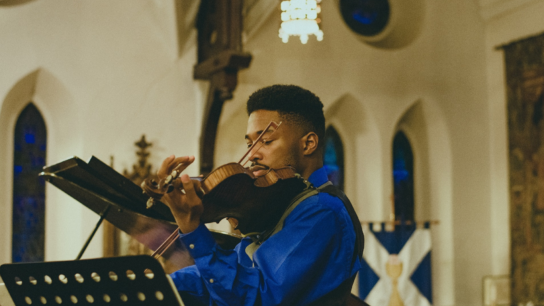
{"left": 359, "top": 222, "right": 433, "bottom": 306}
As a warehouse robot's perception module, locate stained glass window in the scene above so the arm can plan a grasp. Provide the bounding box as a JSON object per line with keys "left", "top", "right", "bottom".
{"left": 323, "top": 126, "right": 345, "bottom": 190}
{"left": 339, "top": 0, "right": 390, "bottom": 37}
{"left": 392, "top": 131, "right": 414, "bottom": 221}
{"left": 12, "top": 103, "right": 47, "bottom": 263}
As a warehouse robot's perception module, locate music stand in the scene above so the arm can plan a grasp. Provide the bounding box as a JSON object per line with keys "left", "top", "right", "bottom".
{"left": 0, "top": 255, "right": 184, "bottom": 306}
{"left": 40, "top": 156, "right": 241, "bottom": 269}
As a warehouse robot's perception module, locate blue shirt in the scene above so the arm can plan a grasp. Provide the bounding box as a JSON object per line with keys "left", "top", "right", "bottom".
{"left": 170, "top": 167, "right": 361, "bottom": 306}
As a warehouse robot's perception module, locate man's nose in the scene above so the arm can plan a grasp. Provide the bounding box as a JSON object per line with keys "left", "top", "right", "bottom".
{"left": 249, "top": 149, "right": 262, "bottom": 162}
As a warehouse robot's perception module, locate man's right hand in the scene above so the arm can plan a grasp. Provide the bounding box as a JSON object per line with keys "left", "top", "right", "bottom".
{"left": 158, "top": 155, "right": 204, "bottom": 234}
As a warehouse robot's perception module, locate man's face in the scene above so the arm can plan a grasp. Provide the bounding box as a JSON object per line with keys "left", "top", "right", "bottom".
{"left": 245, "top": 110, "right": 302, "bottom": 177}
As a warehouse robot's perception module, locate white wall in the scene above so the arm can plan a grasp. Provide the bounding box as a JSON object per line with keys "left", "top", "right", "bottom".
{"left": 1, "top": 0, "right": 543, "bottom": 305}
{"left": 0, "top": 0, "right": 206, "bottom": 263}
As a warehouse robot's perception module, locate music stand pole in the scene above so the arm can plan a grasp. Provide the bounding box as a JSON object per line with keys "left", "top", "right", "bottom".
{"left": 76, "top": 205, "right": 111, "bottom": 260}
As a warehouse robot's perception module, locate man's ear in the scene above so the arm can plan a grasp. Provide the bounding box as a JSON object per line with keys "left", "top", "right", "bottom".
{"left": 301, "top": 132, "right": 319, "bottom": 156}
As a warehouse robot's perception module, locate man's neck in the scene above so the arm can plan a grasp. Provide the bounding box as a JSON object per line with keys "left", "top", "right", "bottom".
{"left": 300, "top": 160, "right": 323, "bottom": 180}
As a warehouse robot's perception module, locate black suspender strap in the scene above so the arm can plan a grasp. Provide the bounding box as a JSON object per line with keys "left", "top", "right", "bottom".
{"left": 308, "top": 183, "right": 367, "bottom": 306}
{"left": 318, "top": 185, "right": 364, "bottom": 260}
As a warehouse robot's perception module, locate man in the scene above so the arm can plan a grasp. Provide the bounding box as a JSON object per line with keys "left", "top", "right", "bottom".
{"left": 160, "top": 85, "right": 363, "bottom": 305}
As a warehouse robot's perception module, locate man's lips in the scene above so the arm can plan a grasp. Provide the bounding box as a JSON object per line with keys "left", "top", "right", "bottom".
{"left": 249, "top": 164, "right": 269, "bottom": 173}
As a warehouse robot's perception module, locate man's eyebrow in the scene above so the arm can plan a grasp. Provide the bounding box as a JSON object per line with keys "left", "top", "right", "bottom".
{"left": 245, "top": 129, "right": 274, "bottom": 140}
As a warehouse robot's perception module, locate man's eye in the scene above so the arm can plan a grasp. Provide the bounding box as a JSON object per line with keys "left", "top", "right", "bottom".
{"left": 262, "top": 139, "right": 273, "bottom": 145}
{"left": 246, "top": 143, "right": 253, "bottom": 148}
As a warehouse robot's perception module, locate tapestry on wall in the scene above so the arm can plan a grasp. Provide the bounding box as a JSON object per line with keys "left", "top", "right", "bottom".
{"left": 504, "top": 32, "right": 544, "bottom": 304}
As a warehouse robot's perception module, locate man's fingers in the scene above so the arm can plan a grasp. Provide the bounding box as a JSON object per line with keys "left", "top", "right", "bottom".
{"left": 158, "top": 155, "right": 175, "bottom": 178}
{"left": 181, "top": 174, "right": 201, "bottom": 205}
{"left": 169, "top": 156, "right": 195, "bottom": 175}
{"left": 158, "top": 155, "right": 196, "bottom": 178}
{"left": 162, "top": 188, "right": 188, "bottom": 213}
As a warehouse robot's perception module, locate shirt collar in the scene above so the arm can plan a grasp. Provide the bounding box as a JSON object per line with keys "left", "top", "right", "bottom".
{"left": 307, "top": 166, "right": 329, "bottom": 188}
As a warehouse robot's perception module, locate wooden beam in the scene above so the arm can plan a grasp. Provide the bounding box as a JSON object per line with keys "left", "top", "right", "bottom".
{"left": 194, "top": 50, "right": 251, "bottom": 80}
{"left": 194, "top": 0, "right": 252, "bottom": 174}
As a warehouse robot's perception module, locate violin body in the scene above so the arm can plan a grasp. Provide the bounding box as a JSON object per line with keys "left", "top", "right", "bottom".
{"left": 142, "top": 163, "right": 309, "bottom": 234}
{"left": 199, "top": 163, "right": 308, "bottom": 234}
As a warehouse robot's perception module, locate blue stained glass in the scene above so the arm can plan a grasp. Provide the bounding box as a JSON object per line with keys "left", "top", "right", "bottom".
{"left": 25, "top": 133, "right": 35, "bottom": 144}
{"left": 324, "top": 139, "right": 338, "bottom": 164}
{"left": 393, "top": 169, "right": 409, "bottom": 183}
{"left": 323, "top": 127, "right": 345, "bottom": 190}
{"left": 392, "top": 132, "right": 414, "bottom": 221}
{"left": 12, "top": 103, "right": 46, "bottom": 263}
{"left": 340, "top": 0, "right": 390, "bottom": 37}
{"left": 352, "top": 10, "right": 378, "bottom": 24}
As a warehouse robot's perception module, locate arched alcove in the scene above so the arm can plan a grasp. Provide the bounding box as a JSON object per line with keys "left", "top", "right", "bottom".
{"left": 325, "top": 93, "right": 382, "bottom": 221}
{"left": 393, "top": 101, "right": 431, "bottom": 221}
{"left": 12, "top": 103, "right": 47, "bottom": 263}
{"left": 392, "top": 99, "right": 455, "bottom": 305}
{"left": 392, "top": 131, "right": 414, "bottom": 221}
{"left": 0, "top": 68, "right": 82, "bottom": 264}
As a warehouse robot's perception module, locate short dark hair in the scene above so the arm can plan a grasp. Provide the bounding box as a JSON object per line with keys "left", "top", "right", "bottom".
{"left": 246, "top": 85, "right": 325, "bottom": 146}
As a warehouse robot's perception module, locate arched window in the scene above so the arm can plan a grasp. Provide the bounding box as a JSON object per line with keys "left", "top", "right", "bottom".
{"left": 12, "top": 103, "right": 47, "bottom": 262}
{"left": 339, "top": 0, "right": 390, "bottom": 37}
{"left": 392, "top": 131, "right": 414, "bottom": 221}
{"left": 323, "top": 126, "right": 345, "bottom": 190}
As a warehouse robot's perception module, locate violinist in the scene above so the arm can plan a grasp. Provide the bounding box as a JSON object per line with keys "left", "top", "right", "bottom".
{"left": 160, "top": 85, "right": 363, "bottom": 306}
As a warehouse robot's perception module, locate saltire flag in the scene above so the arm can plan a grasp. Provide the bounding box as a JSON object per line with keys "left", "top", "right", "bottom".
{"left": 359, "top": 222, "right": 433, "bottom": 306}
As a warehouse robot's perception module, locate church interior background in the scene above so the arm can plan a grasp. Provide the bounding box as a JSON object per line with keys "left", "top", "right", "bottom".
{"left": 1, "top": 0, "right": 544, "bottom": 305}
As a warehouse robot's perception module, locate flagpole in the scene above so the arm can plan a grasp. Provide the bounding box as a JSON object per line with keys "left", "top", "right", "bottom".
{"left": 389, "top": 194, "right": 396, "bottom": 222}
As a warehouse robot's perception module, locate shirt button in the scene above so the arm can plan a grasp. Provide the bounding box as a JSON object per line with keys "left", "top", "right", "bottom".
{"left": 189, "top": 244, "right": 194, "bottom": 249}
{"left": 209, "top": 279, "right": 214, "bottom": 283}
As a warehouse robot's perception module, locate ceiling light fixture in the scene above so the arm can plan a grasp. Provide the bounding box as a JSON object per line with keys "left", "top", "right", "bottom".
{"left": 279, "top": 0, "right": 323, "bottom": 44}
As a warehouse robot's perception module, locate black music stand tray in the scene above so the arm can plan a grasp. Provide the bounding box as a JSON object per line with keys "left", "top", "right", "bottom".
{"left": 0, "top": 255, "right": 184, "bottom": 306}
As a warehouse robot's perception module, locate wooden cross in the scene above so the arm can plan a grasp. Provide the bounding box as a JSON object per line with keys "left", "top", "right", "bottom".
{"left": 194, "top": 0, "right": 252, "bottom": 174}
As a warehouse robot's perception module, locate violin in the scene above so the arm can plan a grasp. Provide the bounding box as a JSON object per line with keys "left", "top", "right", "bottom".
{"left": 144, "top": 162, "right": 307, "bottom": 233}
{"left": 141, "top": 121, "right": 310, "bottom": 258}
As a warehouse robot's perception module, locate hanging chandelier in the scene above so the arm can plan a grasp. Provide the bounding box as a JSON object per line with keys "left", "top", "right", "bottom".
{"left": 279, "top": 0, "right": 323, "bottom": 44}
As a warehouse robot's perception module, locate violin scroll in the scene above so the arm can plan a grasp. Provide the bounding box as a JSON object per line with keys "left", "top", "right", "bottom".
{"left": 142, "top": 175, "right": 203, "bottom": 209}
{"left": 141, "top": 177, "right": 167, "bottom": 209}
{"left": 141, "top": 161, "right": 191, "bottom": 209}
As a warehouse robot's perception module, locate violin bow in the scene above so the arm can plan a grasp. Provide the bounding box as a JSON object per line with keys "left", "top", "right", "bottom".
{"left": 239, "top": 121, "right": 281, "bottom": 166}
{"left": 151, "top": 121, "right": 282, "bottom": 260}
